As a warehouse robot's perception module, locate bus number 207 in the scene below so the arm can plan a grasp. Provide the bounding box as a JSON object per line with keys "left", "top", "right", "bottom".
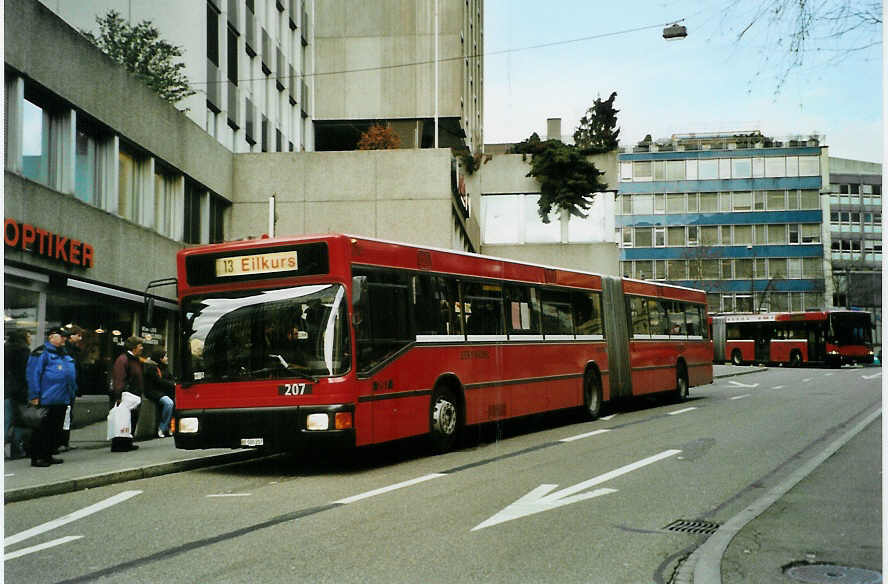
{"left": 278, "top": 383, "right": 313, "bottom": 396}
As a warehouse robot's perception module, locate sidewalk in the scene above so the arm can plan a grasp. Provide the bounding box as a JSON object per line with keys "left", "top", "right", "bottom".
{"left": 4, "top": 365, "right": 765, "bottom": 503}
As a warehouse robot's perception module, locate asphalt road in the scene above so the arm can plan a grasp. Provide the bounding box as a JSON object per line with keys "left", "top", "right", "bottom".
{"left": 4, "top": 366, "right": 881, "bottom": 584}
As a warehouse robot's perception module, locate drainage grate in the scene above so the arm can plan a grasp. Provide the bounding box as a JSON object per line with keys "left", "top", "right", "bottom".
{"left": 663, "top": 519, "right": 720, "bottom": 535}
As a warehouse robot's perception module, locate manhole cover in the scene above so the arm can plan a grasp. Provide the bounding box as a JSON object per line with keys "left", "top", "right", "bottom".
{"left": 785, "top": 563, "right": 882, "bottom": 584}
{"left": 662, "top": 519, "right": 720, "bottom": 535}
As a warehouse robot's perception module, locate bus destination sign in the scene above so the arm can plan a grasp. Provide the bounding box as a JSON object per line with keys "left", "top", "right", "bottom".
{"left": 215, "top": 250, "right": 299, "bottom": 277}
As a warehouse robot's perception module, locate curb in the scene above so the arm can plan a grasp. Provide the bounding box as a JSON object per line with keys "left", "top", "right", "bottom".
{"left": 4, "top": 449, "right": 262, "bottom": 503}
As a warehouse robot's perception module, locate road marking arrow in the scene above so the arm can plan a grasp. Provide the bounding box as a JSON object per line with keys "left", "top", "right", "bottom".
{"left": 728, "top": 380, "right": 759, "bottom": 388}
{"left": 471, "top": 449, "right": 681, "bottom": 531}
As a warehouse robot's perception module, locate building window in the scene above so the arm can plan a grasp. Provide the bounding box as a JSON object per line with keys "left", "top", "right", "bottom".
{"left": 731, "top": 158, "right": 752, "bottom": 178}
{"left": 75, "top": 124, "right": 101, "bottom": 205}
{"left": 184, "top": 180, "right": 203, "bottom": 244}
{"left": 633, "top": 161, "right": 652, "bottom": 180}
{"left": 209, "top": 194, "right": 227, "bottom": 243}
{"left": 154, "top": 166, "right": 178, "bottom": 238}
{"left": 22, "top": 97, "right": 49, "bottom": 185}
{"left": 117, "top": 146, "right": 142, "bottom": 223}
{"left": 699, "top": 159, "right": 717, "bottom": 180}
{"left": 798, "top": 156, "right": 819, "bottom": 176}
{"left": 765, "top": 157, "right": 785, "bottom": 177}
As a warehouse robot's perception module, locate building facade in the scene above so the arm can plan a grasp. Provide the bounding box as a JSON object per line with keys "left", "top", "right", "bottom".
{"left": 827, "top": 157, "right": 882, "bottom": 349}
{"left": 617, "top": 132, "right": 830, "bottom": 315}
{"left": 5, "top": 0, "right": 483, "bottom": 394}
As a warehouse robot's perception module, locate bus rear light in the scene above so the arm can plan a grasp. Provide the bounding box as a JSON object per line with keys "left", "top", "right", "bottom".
{"left": 306, "top": 413, "right": 329, "bottom": 431}
{"left": 334, "top": 412, "right": 353, "bottom": 430}
{"left": 178, "top": 417, "right": 199, "bottom": 433}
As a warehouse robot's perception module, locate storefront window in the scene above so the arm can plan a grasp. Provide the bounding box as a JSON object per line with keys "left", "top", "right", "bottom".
{"left": 4, "top": 284, "right": 42, "bottom": 347}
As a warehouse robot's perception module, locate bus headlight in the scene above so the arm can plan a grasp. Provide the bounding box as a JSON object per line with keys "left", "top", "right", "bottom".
{"left": 306, "top": 413, "right": 329, "bottom": 431}
{"left": 178, "top": 417, "right": 199, "bottom": 433}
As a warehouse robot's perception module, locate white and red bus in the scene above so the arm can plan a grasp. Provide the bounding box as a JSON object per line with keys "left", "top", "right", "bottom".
{"left": 711, "top": 310, "right": 874, "bottom": 367}
{"left": 172, "top": 234, "right": 712, "bottom": 452}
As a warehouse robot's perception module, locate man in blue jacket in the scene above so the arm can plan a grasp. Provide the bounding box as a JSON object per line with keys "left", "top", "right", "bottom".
{"left": 26, "top": 327, "right": 77, "bottom": 467}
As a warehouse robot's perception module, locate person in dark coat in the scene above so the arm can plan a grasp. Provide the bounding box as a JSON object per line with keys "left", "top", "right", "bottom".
{"left": 143, "top": 348, "right": 175, "bottom": 438}
{"left": 26, "top": 327, "right": 77, "bottom": 467}
{"left": 110, "top": 336, "right": 145, "bottom": 452}
{"left": 5, "top": 329, "right": 32, "bottom": 459}
{"left": 57, "top": 324, "right": 85, "bottom": 452}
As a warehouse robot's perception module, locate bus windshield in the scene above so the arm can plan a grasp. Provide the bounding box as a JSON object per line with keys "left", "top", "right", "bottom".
{"left": 830, "top": 312, "right": 872, "bottom": 346}
{"left": 182, "top": 284, "right": 350, "bottom": 383}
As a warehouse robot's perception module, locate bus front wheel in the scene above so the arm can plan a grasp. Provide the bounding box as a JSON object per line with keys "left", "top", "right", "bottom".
{"left": 429, "top": 387, "right": 460, "bottom": 453}
{"left": 731, "top": 349, "right": 743, "bottom": 366}
{"left": 583, "top": 371, "right": 602, "bottom": 420}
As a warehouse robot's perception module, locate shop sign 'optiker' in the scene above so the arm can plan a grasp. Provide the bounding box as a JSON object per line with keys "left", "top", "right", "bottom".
{"left": 4, "top": 218, "right": 94, "bottom": 269}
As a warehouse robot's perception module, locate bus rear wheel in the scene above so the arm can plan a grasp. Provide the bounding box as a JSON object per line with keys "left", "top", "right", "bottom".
{"left": 731, "top": 349, "right": 743, "bottom": 366}
{"left": 583, "top": 371, "right": 602, "bottom": 420}
{"left": 429, "top": 387, "right": 460, "bottom": 453}
{"left": 675, "top": 363, "right": 689, "bottom": 402}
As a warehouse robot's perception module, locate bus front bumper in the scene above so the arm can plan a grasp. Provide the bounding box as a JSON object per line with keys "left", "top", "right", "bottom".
{"left": 173, "top": 404, "right": 355, "bottom": 451}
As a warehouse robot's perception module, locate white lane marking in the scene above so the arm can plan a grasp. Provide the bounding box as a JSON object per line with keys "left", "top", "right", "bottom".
{"left": 4, "top": 536, "right": 84, "bottom": 560}
{"left": 668, "top": 407, "right": 698, "bottom": 416}
{"left": 728, "top": 380, "right": 759, "bottom": 388}
{"left": 802, "top": 378, "right": 812, "bottom": 383}
{"left": 5, "top": 474, "right": 14, "bottom": 477}
{"left": 206, "top": 493, "right": 252, "bottom": 498}
{"left": 772, "top": 385, "right": 785, "bottom": 390}
{"left": 731, "top": 394, "right": 750, "bottom": 400}
{"left": 472, "top": 449, "right": 682, "bottom": 531}
{"left": 824, "top": 373, "right": 833, "bottom": 377}
{"left": 862, "top": 371, "right": 882, "bottom": 380}
{"left": 600, "top": 414, "right": 617, "bottom": 421}
{"left": 4, "top": 490, "right": 142, "bottom": 546}
{"left": 559, "top": 429, "right": 610, "bottom": 443}
{"left": 334, "top": 474, "right": 445, "bottom": 505}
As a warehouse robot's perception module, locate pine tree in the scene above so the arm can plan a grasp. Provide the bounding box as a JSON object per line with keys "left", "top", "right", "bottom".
{"left": 525, "top": 140, "right": 609, "bottom": 223}
{"left": 573, "top": 92, "right": 620, "bottom": 154}
{"left": 82, "top": 10, "right": 195, "bottom": 104}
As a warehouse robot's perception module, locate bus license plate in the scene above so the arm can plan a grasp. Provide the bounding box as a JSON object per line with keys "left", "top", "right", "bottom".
{"left": 241, "top": 438, "right": 264, "bottom": 447}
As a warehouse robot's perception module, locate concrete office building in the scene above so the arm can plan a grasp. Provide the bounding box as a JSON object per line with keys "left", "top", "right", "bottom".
{"left": 617, "top": 131, "right": 830, "bottom": 314}
{"left": 5, "top": 0, "right": 482, "bottom": 394}
{"left": 826, "top": 157, "right": 882, "bottom": 349}
{"left": 41, "top": 0, "right": 483, "bottom": 157}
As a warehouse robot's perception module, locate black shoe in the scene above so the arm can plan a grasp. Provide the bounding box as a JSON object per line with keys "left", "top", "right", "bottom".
{"left": 31, "top": 459, "right": 51, "bottom": 467}
{"left": 49, "top": 457, "right": 64, "bottom": 464}
{"left": 111, "top": 444, "right": 139, "bottom": 452}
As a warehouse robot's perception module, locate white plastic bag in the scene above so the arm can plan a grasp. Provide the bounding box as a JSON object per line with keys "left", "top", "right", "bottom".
{"left": 119, "top": 391, "right": 141, "bottom": 410}
{"left": 62, "top": 405, "right": 71, "bottom": 431}
{"left": 106, "top": 405, "right": 133, "bottom": 440}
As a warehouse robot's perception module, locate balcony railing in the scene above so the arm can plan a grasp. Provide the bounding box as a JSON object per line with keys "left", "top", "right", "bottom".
{"left": 620, "top": 133, "right": 826, "bottom": 154}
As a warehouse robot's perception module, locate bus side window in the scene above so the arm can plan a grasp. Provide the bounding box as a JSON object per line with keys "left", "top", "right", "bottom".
{"left": 413, "top": 274, "right": 462, "bottom": 336}
{"left": 685, "top": 303, "right": 702, "bottom": 337}
{"left": 353, "top": 267, "right": 412, "bottom": 374}
{"left": 699, "top": 306, "right": 709, "bottom": 339}
{"left": 628, "top": 296, "right": 650, "bottom": 337}
{"left": 541, "top": 289, "right": 574, "bottom": 336}
{"left": 665, "top": 300, "right": 686, "bottom": 337}
{"left": 648, "top": 298, "right": 669, "bottom": 336}
{"left": 504, "top": 284, "right": 541, "bottom": 335}
{"left": 462, "top": 281, "right": 504, "bottom": 335}
{"left": 573, "top": 291, "right": 604, "bottom": 336}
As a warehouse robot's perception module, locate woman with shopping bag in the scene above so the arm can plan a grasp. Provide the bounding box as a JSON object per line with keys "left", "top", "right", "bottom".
{"left": 109, "top": 336, "right": 145, "bottom": 452}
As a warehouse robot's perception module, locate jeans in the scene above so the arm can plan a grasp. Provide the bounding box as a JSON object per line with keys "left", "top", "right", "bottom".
{"left": 5, "top": 398, "right": 29, "bottom": 458}
{"left": 157, "top": 396, "right": 174, "bottom": 434}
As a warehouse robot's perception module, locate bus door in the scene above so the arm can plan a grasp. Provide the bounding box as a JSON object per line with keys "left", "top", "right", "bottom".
{"left": 755, "top": 323, "right": 771, "bottom": 363}
{"left": 807, "top": 321, "right": 826, "bottom": 362}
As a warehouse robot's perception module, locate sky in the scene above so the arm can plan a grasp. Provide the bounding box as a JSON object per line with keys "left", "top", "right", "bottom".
{"left": 483, "top": 0, "right": 883, "bottom": 163}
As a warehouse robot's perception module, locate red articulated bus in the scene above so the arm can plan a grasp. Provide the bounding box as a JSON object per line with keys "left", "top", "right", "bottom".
{"left": 711, "top": 310, "right": 874, "bottom": 367}
{"left": 172, "top": 234, "right": 713, "bottom": 453}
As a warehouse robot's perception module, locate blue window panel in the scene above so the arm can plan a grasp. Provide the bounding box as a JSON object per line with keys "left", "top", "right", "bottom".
{"left": 668, "top": 279, "right": 823, "bottom": 293}
{"left": 618, "top": 146, "right": 821, "bottom": 161}
{"left": 617, "top": 176, "right": 821, "bottom": 194}
{"left": 621, "top": 245, "right": 824, "bottom": 261}
{"left": 616, "top": 210, "right": 822, "bottom": 227}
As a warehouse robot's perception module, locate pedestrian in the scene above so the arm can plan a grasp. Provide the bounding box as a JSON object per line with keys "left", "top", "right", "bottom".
{"left": 57, "top": 324, "right": 85, "bottom": 452}
{"left": 143, "top": 348, "right": 175, "bottom": 438}
{"left": 25, "top": 327, "right": 77, "bottom": 467}
{"left": 110, "top": 336, "right": 145, "bottom": 452}
{"left": 5, "top": 329, "right": 32, "bottom": 459}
